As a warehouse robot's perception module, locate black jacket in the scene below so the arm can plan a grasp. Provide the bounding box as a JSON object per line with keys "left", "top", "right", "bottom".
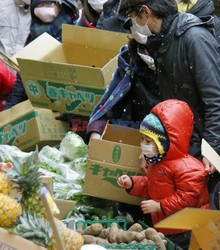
{"left": 189, "top": 0, "right": 220, "bottom": 43}
{"left": 150, "top": 13, "right": 220, "bottom": 156}
{"left": 96, "top": 0, "right": 129, "bottom": 33}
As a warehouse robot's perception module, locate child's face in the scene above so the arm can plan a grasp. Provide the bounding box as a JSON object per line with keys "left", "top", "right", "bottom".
{"left": 140, "top": 134, "right": 159, "bottom": 156}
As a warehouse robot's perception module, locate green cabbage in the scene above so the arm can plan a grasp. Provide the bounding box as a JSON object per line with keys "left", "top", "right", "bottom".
{"left": 39, "top": 145, "right": 65, "bottom": 163}
{"left": 59, "top": 132, "right": 88, "bottom": 160}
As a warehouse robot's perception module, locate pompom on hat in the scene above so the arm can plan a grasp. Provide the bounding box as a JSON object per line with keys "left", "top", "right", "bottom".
{"left": 140, "top": 113, "right": 169, "bottom": 155}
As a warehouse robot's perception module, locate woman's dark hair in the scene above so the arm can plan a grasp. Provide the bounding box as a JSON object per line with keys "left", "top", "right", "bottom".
{"left": 139, "top": 0, "right": 178, "bottom": 18}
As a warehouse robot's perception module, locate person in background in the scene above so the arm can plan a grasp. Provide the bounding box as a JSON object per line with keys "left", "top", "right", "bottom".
{"left": 0, "top": 61, "right": 16, "bottom": 111}
{"left": 118, "top": 99, "right": 210, "bottom": 250}
{"left": 26, "top": 0, "right": 79, "bottom": 43}
{"left": 3, "top": 0, "right": 79, "bottom": 110}
{"left": 177, "top": 0, "right": 220, "bottom": 43}
{"left": 77, "top": 0, "right": 129, "bottom": 33}
{"left": 0, "top": 0, "right": 31, "bottom": 58}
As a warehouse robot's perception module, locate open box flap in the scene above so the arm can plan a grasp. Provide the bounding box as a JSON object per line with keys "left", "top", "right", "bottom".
{"left": 102, "top": 124, "right": 141, "bottom": 146}
{"left": 201, "top": 139, "right": 220, "bottom": 173}
{"left": 17, "top": 58, "right": 105, "bottom": 87}
{"left": 11, "top": 33, "right": 63, "bottom": 65}
{"left": 154, "top": 208, "right": 220, "bottom": 230}
{"left": 62, "top": 24, "right": 128, "bottom": 52}
{"left": 101, "top": 55, "right": 118, "bottom": 86}
{"left": 0, "top": 100, "right": 35, "bottom": 127}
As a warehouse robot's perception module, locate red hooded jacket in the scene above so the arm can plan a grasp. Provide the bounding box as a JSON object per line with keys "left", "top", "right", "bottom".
{"left": 129, "top": 99, "right": 209, "bottom": 235}
{"left": 0, "top": 61, "right": 16, "bottom": 111}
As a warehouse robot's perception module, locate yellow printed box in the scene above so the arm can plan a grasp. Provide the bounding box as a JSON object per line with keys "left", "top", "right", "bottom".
{"left": 12, "top": 25, "right": 128, "bottom": 116}
{"left": 0, "top": 100, "right": 68, "bottom": 151}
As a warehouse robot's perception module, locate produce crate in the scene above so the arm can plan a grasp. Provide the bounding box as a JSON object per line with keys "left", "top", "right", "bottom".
{"left": 75, "top": 219, "right": 184, "bottom": 250}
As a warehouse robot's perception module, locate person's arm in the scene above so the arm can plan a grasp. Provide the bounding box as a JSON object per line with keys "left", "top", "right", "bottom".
{"left": 128, "top": 175, "right": 149, "bottom": 199}
{"left": 186, "top": 27, "right": 220, "bottom": 156}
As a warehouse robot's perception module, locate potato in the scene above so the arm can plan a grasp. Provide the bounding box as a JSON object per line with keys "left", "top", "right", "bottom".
{"left": 98, "top": 228, "right": 110, "bottom": 239}
{"left": 96, "top": 237, "right": 109, "bottom": 245}
{"left": 152, "top": 235, "right": 166, "bottom": 250}
{"left": 128, "top": 223, "right": 143, "bottom": 232}
{"left": 145, "top": 227, "right": 159, "bottom": 240}
{"left": 83, "top": 235, "right": 96, "bottom": 244}
{"left": 83, "top": 223, "right": 103, "bottom": 236}
{"left": 109, "top": 223, "right": 118, "bottom": 243}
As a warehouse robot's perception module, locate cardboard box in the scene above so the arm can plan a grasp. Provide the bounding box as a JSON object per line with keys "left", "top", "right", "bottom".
{"left": 84, "top": 124, "right": 143, "bottom": 205}
{"left": 41, "top": 175, "right": 54, "bottom": 195}
{"left": 54, "top": 199, "right": 75, "bottom": 220}
{"left": 201, "top": 138, "right": 220, "bottom": 173}
{"left": 155, "top": 208, "right": 220, "bottom": 250}
{"left": 12, "top": 25, "right": 128, "bottom": 116}
{"left": 0, "top": 100, "right": 68, "bottom": 151}
{"left": 0, "top": 227, "right": 47, "bottom": 250}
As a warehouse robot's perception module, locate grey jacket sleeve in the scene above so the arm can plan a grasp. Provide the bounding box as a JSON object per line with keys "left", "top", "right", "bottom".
{"left": 187, "top": 27, "right": 220, "bottom": 154}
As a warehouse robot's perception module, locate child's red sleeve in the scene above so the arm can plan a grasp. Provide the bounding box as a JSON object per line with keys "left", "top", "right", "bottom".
{"left": 127, "top": 176, "right": 150, "bottom": 199}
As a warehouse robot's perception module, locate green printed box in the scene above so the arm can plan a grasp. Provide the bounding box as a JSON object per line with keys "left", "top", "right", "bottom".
{"left": 0, "top": 100, "right": 68, "bottom": 151}
{"left": 84, "top": 124, "right": 143, "bottom": 205}
{"left": 12, "top": 25, "right": 128, "bottom": 116}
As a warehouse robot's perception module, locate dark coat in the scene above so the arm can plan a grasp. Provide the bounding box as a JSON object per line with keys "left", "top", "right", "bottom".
{"left": 149, "top": 13, "right": 220, "bottom": 156}
{"left": 28, "top": 0, "right": 79, "bottom": 43}
{"left": 188, "top": 0, "right": 220, "bottom": 43}
{"left": 96, "top": 0, "right": 129, "bottom": 33}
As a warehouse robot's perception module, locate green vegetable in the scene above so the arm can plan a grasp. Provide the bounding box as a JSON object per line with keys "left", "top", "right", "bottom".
{"left": 59, "top": 131, "right": 88, "bottom": 160}
{"left": 39, "top": 146, "right": 65, "bottom": 163}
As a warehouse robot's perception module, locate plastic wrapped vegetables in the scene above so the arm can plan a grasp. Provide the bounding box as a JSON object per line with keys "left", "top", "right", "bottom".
{"left": 60, "top": 132, "right": 88, "bottom": 161}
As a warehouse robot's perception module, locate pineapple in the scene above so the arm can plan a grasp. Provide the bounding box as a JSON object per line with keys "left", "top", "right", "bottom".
{"left": 0, "top": 172, "right": 12, "bottom": 195}
{"left": 6, "top": 149, "right": 45, "bottom": 215}
{"left": 11, "top": 211, "right": 54, "bottom": 249}
{"left": 0, "top": 193, "right": 22, "bottom": 227}
{"left": 11, "top": 211, "right": 84, "bottom": 250}
{"left": 54, "top": 218, "right": 84, "bottom": 250}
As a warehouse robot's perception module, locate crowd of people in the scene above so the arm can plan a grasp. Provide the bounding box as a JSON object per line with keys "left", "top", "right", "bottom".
{"left": 0, "top": 0, "right": 220, "bottom": 249}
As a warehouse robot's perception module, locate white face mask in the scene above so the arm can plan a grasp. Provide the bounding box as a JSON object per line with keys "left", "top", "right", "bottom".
{"left": 141, "top": 143, "right": 157, "bottom": 158}
{"left": 34, "top": 4, "right": 60, "bottom": 23}
{"left": 130, "top": 26, "right": 148, "bottom": 45}
{"left": 88, "top": 0, "right": 108, "bottom": 13}
{"left": 138, "top": 52, "right": 156, "bottom": 70}
{"left": 132, "top": 17, "right": 153, "bottom": 36}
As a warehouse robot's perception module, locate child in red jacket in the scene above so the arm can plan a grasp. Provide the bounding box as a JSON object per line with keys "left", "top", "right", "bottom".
{"left": 0, "top": 61, "right": 16, "bottom": 111}
{"left": 117, "top": 99, "right": 209, "bottom": 249}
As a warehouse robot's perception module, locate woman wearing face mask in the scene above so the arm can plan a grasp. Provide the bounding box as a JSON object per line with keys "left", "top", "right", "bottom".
{"left": 26, "top": 0, "right": 79, "bottom": 43}
{"left": 117, "top": 99, "right": 210, "bottom": 250}
{"left": 3, "top": 0, "right": 79, "bottom": 110}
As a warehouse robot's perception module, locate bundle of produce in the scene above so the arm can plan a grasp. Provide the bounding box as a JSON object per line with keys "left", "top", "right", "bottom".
{"left": 10, "top": 210, "right": 83, "bottom": 250}
{"left": 0, "top": 172, "right": 22, "bottom": 228}
{"left": 77, "top": 222, "right": 167, "bottom": 250}
{"left": 38, "top": 131, "right": 88, "bottom": 200}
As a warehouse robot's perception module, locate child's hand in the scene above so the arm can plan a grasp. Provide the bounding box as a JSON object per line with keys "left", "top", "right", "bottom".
{"left": 117, "top": 175, "right": 132, "bottom": 189}
{"left": 141, "top": 200, "right": 161, "bottom": 214}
